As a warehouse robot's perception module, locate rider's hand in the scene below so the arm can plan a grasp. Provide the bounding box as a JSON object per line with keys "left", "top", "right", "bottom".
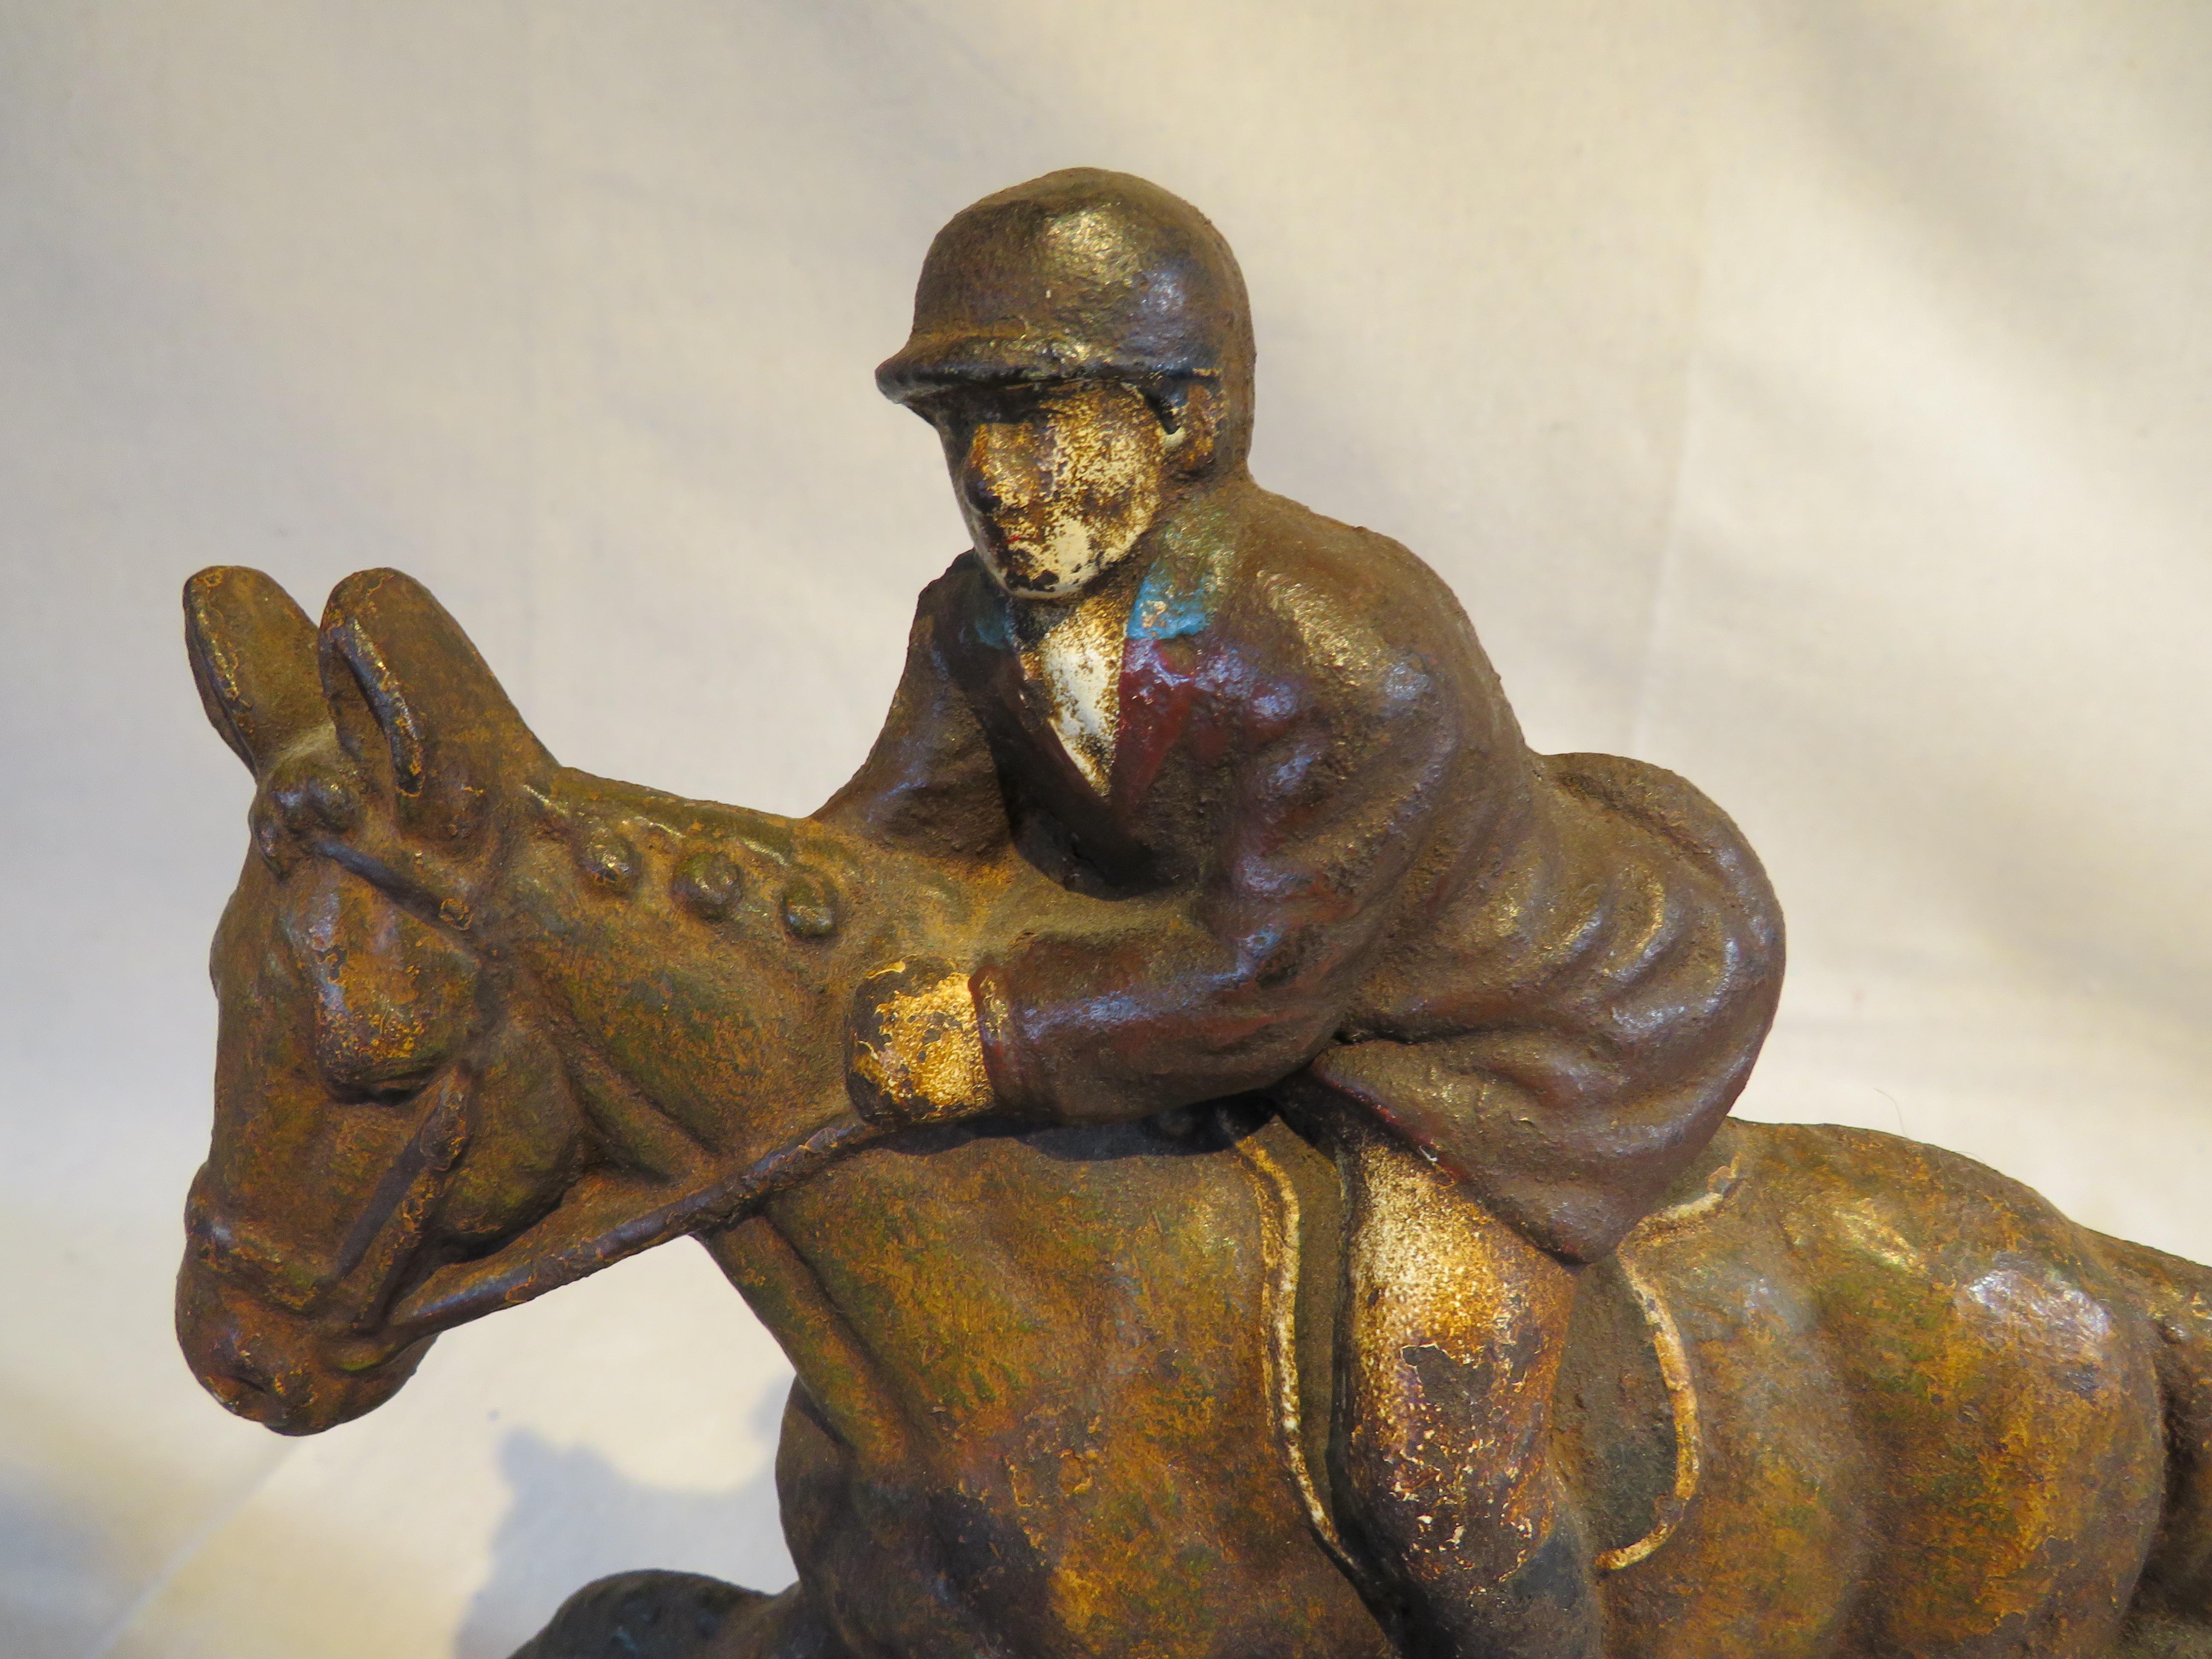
{"left": 846, "top": 960, "right": 995, "bottom": 1128}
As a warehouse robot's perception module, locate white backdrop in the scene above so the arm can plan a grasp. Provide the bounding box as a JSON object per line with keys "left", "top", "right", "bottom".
{"left": 4, "top": 3, "right": 2209, "bottom": 1656}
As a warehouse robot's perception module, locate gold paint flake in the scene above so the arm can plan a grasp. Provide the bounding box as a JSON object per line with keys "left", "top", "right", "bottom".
{"left": 851, "top": 972, "right": 992, "bottom": 1123}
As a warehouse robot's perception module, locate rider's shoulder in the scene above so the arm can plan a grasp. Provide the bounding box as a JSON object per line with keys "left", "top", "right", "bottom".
{"left": 1216, "top": 492, "right": 1490, "bottom": 719}
{"left": 918, "top": 550, "right": 990, "bottom": 610}
{"left": 902, "top": 551, "right": 999, "bottom": 648}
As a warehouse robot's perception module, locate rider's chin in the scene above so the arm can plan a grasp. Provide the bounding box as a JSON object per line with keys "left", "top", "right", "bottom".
{"left": 175, "top": 1263, "right": 434, "bottom": 1435}
{"left": 987, "top": 551, "right": 1088, "bottom": 601}
{"left": 971, "top": 519, "right": 1067, "bottom": 598}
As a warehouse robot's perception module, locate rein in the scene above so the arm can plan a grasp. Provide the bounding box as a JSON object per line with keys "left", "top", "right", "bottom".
{"left": 200, "top": 1029, "right": 882, "bottom": 1349}
{"left": 187, "top": 1071, "right": 473, "bottom": 1331}
{"left": 387, "top": 1112, "right": 887, "bottom": 1333}
{"left": 214, "top": 768, "right": 895, "bottom": 1345}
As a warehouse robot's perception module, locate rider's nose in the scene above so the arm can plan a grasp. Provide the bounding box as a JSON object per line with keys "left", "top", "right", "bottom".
{"left": 963, "top": 463, "right": 1003, "bottom": 516}
{"left": 962, "top": 432, "right": 1007, "bottom": 516}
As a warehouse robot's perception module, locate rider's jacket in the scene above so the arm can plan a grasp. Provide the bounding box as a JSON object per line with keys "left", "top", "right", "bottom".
{"left": 817, "top": 484, "right": 1784, "bottom": 1261}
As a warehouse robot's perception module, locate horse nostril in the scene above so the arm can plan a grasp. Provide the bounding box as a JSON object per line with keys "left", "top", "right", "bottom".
{"left": 224, "top": 1355, "right": 273, "bottom": 1397}
{"left": 186, "top": 1289, "right": 270, "bottom": 1394}
{"left": 204, "top": 1348, "right": 299, "bottom": 1426}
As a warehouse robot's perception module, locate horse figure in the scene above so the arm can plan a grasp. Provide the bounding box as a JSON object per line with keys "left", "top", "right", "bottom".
{"left": 178, "top": 565, "right": 2212, "bottom": 1659}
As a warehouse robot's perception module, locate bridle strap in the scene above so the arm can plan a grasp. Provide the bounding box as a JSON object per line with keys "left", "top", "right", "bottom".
{"left": 325, "top": 1072, "right": 473, "bottom": 1332}
{"left": 191, "top": 1071, "right": 473, "bottom": 1327}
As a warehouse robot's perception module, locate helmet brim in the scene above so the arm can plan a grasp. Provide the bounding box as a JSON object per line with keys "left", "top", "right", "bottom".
{"left": 876, "top": 326, "right": 1216, "bottom": 405}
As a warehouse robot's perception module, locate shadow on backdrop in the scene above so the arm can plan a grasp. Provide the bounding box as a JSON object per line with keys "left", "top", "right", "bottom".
{"left": 455, "top": 1387, "right": 795, "bottom": 1659}
{"left": 0, "top": 1473, "right": 127, "bottom": 1659}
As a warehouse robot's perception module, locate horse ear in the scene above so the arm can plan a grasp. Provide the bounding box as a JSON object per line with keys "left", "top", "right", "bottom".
{"left": 318, "top": 569, "right": 555, "bottom": 847}
{"left": 184, "top": 568, "right": 328, "bottom": 775}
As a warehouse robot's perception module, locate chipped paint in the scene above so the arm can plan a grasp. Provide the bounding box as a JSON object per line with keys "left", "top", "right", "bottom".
{"left": 955, "top": 380, "right": 1166, "bottom": 601}
{"left": 1014, "top": 565, "right": 1135, "bottom": 792}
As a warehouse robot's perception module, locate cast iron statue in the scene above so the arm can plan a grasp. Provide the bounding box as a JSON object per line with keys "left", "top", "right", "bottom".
{"left": 177, "top": 171, "right": 2212, "bottom": 1658}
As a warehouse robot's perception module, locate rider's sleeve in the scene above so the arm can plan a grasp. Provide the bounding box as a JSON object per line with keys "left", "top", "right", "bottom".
{"left": 813, "top": 560, "right": 1011, "bottom": 859}
{"left": 968, "top": 614, "right": 1489, "bottom": 1126}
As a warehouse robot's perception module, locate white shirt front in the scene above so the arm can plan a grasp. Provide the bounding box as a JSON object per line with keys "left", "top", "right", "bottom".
{"left": 1012, "top": 570, "right": 1136, "bottom": 793}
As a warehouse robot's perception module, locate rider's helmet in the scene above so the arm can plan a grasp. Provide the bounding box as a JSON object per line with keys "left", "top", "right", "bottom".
{"left": 876, "top": 169, "right": 1257, "bottom": 468}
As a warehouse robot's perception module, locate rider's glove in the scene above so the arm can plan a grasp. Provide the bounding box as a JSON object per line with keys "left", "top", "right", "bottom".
{"left": 846, "top": 959, "right": 995, "bottom": 1128}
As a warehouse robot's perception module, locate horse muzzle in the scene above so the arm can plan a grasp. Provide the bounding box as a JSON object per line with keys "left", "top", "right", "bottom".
{"left": 175, "top": 1252, "right": 435, "bottom": 1435}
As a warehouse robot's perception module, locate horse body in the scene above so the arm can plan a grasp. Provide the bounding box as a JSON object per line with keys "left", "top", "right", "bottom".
{"left": 479, "top": 764, "right": 1390, "bottom": 1656}
{"left": 176, "top": 566, "right": 2212, "bottom": 1658}
{"left": 690, "top": 1106, "right": 2192, "bottom": 1659}
{"left": 1595, "top": 1122, "right": 2174, "bottom": 1657}
{"left": 715, "top": 1123, "right": 1383, "bottom": 1659}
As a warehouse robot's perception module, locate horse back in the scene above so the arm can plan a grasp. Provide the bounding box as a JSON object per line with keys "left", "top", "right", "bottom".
{"left": 2090, "top": 1228, "right": 2212, "bottom": 1649}
{"left": 1613, "top": 1120, "right": 2172, "bottom": 1657}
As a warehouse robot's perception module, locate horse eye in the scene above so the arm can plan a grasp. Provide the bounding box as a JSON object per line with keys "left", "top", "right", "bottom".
{"left": 356, "top": 1075, "right": 433, "bottom": 1106}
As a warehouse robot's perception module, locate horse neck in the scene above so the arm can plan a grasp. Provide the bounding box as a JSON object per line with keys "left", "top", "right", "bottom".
{"left": 484, "top": 766, "right": 995, "bottom": 1157}
{"left": 710, "top": 1111, "right": 1344, "bottom": 1492}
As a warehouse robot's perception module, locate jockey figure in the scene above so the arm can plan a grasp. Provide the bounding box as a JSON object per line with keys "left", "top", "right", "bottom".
{"left": 821, "top": 168, "right": 1784, "bottom": 1659}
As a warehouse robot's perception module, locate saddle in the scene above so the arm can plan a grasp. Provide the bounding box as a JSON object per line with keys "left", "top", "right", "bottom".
{"left": 1226, "top": 1110, "right": 1747, "bottom": 1587}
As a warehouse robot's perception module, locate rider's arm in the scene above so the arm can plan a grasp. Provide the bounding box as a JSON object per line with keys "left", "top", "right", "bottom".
{"left": 813, "top": 557, "right": 1010, "bottom": 859}
{"left": 970, "top": 623, "right": 1499, "bottom": 1126}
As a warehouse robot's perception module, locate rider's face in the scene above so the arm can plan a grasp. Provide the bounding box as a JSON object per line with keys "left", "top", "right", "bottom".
{"left": 927, "top": 380, "right": 1174, "bottom": 600}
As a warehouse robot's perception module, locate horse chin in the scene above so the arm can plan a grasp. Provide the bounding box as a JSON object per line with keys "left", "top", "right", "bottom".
{"left": 175, "top": 1259, "right": 437, "bottom": 1435}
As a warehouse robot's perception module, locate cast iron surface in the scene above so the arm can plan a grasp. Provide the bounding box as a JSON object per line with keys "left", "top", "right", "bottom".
{"left": 175, "top": 169, "right": 2212, "bottom": 1658}
{"left": 177, "top": 564, "right": 2212, "bottom": 1657}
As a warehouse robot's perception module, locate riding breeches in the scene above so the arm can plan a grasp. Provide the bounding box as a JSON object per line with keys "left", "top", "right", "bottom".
{"left": 1334, "top": 1115, "right": 1601, "bottom": 1659}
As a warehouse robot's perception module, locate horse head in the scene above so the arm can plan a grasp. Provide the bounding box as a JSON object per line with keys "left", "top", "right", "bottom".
{"left": 178, "top": 568, "right": 967, "bottom": 1434}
